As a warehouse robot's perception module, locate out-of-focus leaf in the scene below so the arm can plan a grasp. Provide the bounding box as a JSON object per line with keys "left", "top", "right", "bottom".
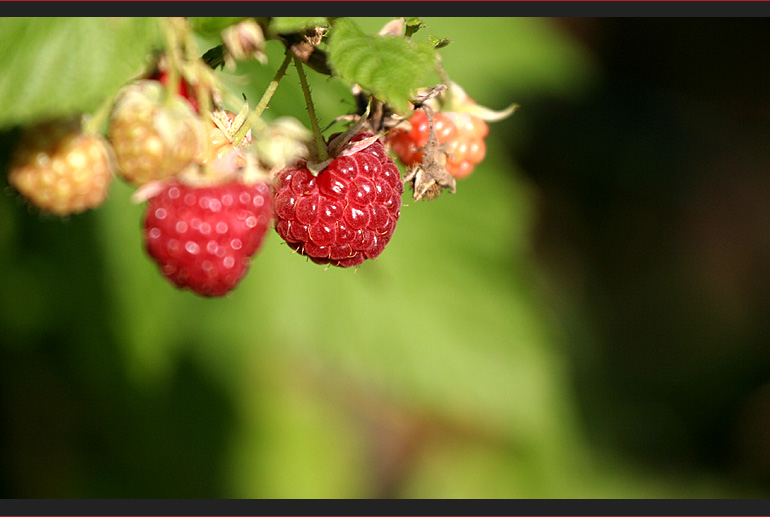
{"left": 225, "top": 363, "right": 366, "bottom": 498}
{"left": 0, "top": 18, "right": 160, "bottom": 129}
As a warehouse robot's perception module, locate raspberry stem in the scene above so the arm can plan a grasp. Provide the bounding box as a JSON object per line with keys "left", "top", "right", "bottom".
{"left": 159, "top": 17, "right": 184, "bottom": 107}
{"left": 82, "top": 89, "right": 117, "bottom": 135}
{"left": 293, "top": 55, "right": 328, "bottom": 163}
{"left": 179, "top": 20, "right": 212, "bottom": 118}
{"left": 436, "top": 63, "right": 454, "bottom": 111}
{"left": 232, "top": 49, "right": 293, "bottom": 147}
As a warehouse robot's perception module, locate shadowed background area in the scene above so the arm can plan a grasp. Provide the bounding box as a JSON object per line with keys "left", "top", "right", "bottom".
{"left": 515, "top": 17, "right": 770, "bottom": 484}
{"left": 2, "top": 16, "right": 770, "bottom": 498}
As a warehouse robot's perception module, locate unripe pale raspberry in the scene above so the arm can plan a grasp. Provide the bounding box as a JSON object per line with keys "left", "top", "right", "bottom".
{"left": 8, "top": 119, "right": 114, "bottom": 216}
{"left": 108, "top": 80, "right": 204, "bottom": 186}
{"left": 272, "top": 132, "right": 403, "bottom": 268}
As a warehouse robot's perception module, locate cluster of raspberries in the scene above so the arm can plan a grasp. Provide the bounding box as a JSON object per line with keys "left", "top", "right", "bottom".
{"left": 7, "top": 69, "right": 493, "bottom": 297}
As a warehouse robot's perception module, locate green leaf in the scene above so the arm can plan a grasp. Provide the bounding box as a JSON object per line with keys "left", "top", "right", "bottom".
{"left": 404, "top": 17, "right": 427, "bottom": 38}
{"left": 0, "top": 17, "right": 161, "bottom": 129}
{"left": 428, "top": 36, "right": 452, "bottom": 49}
{"left": 201, "top": 45, "right": 226, "bottom": 70}
{"left": 327, "top": 17, "right": 438, "bottom": 113}
{"left": 188, "top": 17, "right": 248, "bottom": 37}
{"left": 268, "top": 17, "right": 330, "bottom": 35}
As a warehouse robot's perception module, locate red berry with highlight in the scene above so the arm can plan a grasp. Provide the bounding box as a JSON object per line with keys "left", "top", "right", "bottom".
{"left": 272, "top": 132, "right": 403, "bottom": 268}
{"left": 143, "top": 180, "right": 272, "bottom": 296}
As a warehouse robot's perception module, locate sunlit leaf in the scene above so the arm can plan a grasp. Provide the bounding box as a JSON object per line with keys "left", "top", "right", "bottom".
{"left": 327, "top": 17, "right": 438, "bottom": 113}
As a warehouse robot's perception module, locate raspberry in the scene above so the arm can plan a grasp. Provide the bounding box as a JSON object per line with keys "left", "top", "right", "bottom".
{"left": 272, "top": 132, "right": 403, "bottom": 268}
{"left": 143, "top": 180, "right": 273, "bottom": 297}
{"left": 8, "top": 119, "right": 114, "bottom": 216}
{"left": 388, "top": 109, "right": 489, "bottom": 179}
{"left": 108, "top": 80, "right": 204, "bottom": 186}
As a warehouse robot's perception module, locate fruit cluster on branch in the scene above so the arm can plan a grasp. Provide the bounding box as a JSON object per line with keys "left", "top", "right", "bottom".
{"left": 5, "top": 17, "right": 515, "bottom": 297}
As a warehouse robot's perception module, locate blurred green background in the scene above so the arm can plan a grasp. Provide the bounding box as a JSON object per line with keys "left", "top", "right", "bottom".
{"left": 2, "top": 16, "right": 770, "bottom": 498}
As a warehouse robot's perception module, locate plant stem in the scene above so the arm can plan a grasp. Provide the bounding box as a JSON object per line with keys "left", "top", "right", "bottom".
{"left": 177, "top": 18, "right": 212, "bottom": 119}
{"left": 82, "top": 90, "right": 116, "bottom": 135}
{"left": 159, "top": 17, "right": 182, "bottom": 107}
{"left": 293, "top": 54, "right": 328, "bottom": 162}
{"left": 436, "top": 62, "right": 453, "bottom": 110}
{"left": 232, "top": 50, "right": 293, "bottom": 147}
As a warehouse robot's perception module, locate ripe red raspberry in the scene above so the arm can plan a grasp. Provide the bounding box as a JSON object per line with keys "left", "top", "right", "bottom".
{"left": 108, "top": 80, "right": 204, "bottom": 186}
{"left": 8, "top": 119, "right": 114, "bottom": 216}
{"left": 143, "top": 180, "right": 272, "bottom": 297}
{"left": 272, "top": 132, "right": 403, "bottom": 268}
{"left": 388, "top": 109, "right": 489, "bottom": 179}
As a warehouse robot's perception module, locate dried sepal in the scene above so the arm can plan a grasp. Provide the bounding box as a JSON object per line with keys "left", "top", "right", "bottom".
{"left": 402, "top": 104, "right": 456, "bottom": 201}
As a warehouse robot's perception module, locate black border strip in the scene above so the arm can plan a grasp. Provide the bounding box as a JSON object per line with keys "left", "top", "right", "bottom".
{"left": 1, "top": 498, "right": 770, "bottom": 516}
{"left": 1, "top": 2, "right": 768, "bottom": 18}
